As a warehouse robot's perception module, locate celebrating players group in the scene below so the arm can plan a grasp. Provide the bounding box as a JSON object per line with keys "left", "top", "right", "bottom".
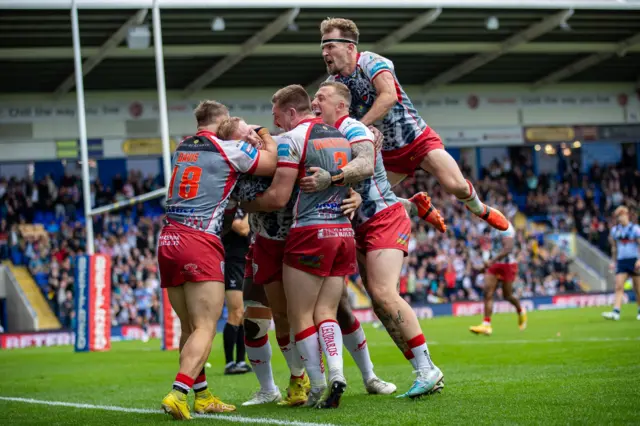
{"left": 157, "top": 18, "right": 512, "bottom": 420}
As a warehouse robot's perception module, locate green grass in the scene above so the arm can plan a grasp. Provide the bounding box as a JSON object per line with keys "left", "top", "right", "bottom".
{"left": 1, "top": 305, "right": 639, "bottom": 425}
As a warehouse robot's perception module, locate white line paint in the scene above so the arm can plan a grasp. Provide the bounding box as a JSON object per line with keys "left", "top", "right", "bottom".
{"left": 0, "top": 396, "right": 339, "bottom": 426}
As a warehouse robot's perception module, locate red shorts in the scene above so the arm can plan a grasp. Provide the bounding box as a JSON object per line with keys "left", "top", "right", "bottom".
{"left": 244, "top": 244, "right": 254, "bottom": 279}
{"left": 253, "top": 234, "right": 286, "bottom": 285}
{"left": 284, "top": 225, "right": 357, "bottom": 277}
{"left": 157, "top": 220, "right": 225, "bottom": 288}
{"left": 381, "top": 127, "right": 444, "bottom": 176}
{"left": 486, "top": 263, "right": 518, "bottom": 282}
{"left": 355, "top": 203, "right": 411, "bottom": 255}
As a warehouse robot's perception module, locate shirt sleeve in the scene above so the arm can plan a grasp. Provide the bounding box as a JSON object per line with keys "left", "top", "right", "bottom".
{"left": 360, "top": 52, "right": 395, "bottom": 82}
{"left": 276, "top": 133, "right": 303, "bottom": 169}
{"left": 342, "top": 119, "right": 374, "bottom": 145}
{"left": 223, "top": 140, "right": 261, "bottom": 173}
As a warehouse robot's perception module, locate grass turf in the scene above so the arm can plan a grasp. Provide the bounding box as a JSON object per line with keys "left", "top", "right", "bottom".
{"left": 1, "top": 305, "right": 639, "bottom": 425}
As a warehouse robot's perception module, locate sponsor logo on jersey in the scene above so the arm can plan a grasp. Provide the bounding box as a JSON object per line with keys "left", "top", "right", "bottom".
{"left": 345, "top": 126, "right": 367, "bottom": 141}
{"left": 239, "top": 141, "right": 258, "bottom": 159}
{"left": 370, "top": 61, "right": 390, "bottom": 76}
{"left": 277, "top": 143, "right": 290, "bottom": 157}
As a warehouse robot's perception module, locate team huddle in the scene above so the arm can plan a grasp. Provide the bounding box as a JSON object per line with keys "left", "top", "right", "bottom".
{"left": 156, "top": 18, "right": 515, "bottom": 420}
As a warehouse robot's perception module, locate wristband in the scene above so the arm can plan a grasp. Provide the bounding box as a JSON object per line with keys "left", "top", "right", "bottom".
{"left": 330, "top": 170, "right": 345, "bottom": 186}
{"left": 255, "top": 127, "right": 270, "bottom": 137}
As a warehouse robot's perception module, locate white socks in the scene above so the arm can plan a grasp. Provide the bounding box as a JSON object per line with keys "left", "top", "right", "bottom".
{"left": 407, "top": 334, "right": 435, "bottom": 370}
{"left": 295, "top": 326, "right": 326, "bottom": 390}
{"left": 244, "top": 335, "right": 277, "bottom": 392}
{"left": 277, "top": 333, "right": 305, "bottom": 378}
{"left": 461, "top": 180, "right": 485, "bottom": 215}
{"left": 342, "top": 319, "right": 375, "bottom": 382}
{"left": 318, "top": 320, "right": 345, "bottom": 383}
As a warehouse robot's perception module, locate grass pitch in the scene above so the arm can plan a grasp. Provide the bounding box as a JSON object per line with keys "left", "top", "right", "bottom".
{"left": 1, "top": 305, "right": 639, "bottom": 425}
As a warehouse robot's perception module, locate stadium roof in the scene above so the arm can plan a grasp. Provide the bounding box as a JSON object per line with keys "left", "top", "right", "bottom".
{"left": 0, "top": 5, "right": 639, "bottom": 95}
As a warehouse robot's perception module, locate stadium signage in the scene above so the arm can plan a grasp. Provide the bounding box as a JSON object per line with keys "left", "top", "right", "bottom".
{"left": 122, "top": 138, "right": 177, "bottom": 156}
{"left": 74, "top": 254, "right": 112, "bottom": 352}
{"left": 524, "top": 126, "right": 575, "bottom": 143}
{"left": 438, "top": 127, "right": 524, "bottom": 147}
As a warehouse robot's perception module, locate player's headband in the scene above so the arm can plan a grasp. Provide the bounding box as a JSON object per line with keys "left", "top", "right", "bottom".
{"left": 321, "top": 38, "right": 358, "bottom": 46}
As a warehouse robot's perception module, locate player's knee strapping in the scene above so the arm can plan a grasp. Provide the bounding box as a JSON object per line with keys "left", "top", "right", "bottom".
{"left": 244, "top": 300, "right": 273, "bottom": 340}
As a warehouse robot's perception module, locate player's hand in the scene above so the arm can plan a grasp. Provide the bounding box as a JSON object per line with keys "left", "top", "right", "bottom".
{"left": 369, "top": 126, "right": 383, "bottom": 152}
{"left": 609, "top": 262, "right": 616, "bottom": 273}
{"left": 341, "top": 188, "right": 361, "bottom": 220}
{"left": 299, "top": 167, "right": 331, "bottom": 193}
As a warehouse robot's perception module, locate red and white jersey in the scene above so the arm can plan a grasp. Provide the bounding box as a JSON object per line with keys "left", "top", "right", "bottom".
{"left": 327, "top": 51, "right": 428, "bottom": 152}
{"left": 164, "top": 130, "right": 260, "bottom": 238}
{"left": 334, "top": 115, "right": 399, "bottom": 228}
{"left": 490, "top": 222, "right": 517, "bottom": 264}
{"left": 277, "top": 118, "right": 351, "bottom": 229}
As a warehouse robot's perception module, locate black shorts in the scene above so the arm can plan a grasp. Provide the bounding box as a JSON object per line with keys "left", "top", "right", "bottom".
{"left": 616, "top": 258, "right": 639, "bottom": 276}
{"left": 225, "top": 257, "right": 245, "bottom": 291}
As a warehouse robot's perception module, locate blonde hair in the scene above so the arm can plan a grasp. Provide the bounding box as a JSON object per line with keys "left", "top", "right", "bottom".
{"left": 217, "top": 117, "right": 242, "bottom": 140}
{"left": 320, "top": 81, "right": 352, "bottom": 106}
{"left": 271, "top": 85, "right": 312, "bottom": 113}
{"left": 320, "top": 17, "right": 359, "bottom": 42}
{"left": 194, "top": 100, "right": 229, "bottom": 127}
{"left": 614, "top": 206, "right": 629, "bottom": 217}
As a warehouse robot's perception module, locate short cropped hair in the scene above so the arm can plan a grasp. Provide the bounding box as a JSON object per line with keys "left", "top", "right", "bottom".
{"left": 194, "top": 100, "right": 229, "bottom": 128}
{"left": 320, "top": 17, "right": 359, "bottom": 42}
{"left": 271, "top": 85, "right": 312, "bottom": 113}
{"left": 217, "top": 117, "right": 242, "bottom": 140}
{"left": 320, "top": 81, "right": 352, "bottom": 106}
{"left": 614, "top": 206, "right": 629, "bottom": 217}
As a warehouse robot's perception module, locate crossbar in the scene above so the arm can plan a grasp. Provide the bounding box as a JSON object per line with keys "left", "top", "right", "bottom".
{"left": 89, "top": 188, "right": 166, "bottom": 216}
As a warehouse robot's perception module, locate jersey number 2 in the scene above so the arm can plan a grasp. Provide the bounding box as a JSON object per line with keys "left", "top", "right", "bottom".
{"left": 333, "top": 151, "right": 348, "bottom": 169}
{"left": 168, "top": 165, "right": 202, "bottom": 200}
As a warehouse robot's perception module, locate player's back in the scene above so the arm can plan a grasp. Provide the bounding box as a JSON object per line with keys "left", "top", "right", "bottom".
{"left": 165, "top": 131, "right": 256, "bottom": 238}
{"left": 232, "top": 173, "right": 296, "bottom": 241}
{"left": 329, "top": 51, "right": 426, "bottom": 152}
{"left": 290, "top": 120, "right": 352, "bottom": 228}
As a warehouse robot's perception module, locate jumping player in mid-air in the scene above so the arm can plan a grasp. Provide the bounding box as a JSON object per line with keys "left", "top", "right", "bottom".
{"left": 317, "top": 18, "right": 509, "bottom": 233}
{"left": 157, "top": 100, "right": 277, "bottom": 420}
{"left": 602, "top": 206, "right": 640, "bottom": 321}
{"left": 303, "top": 81, "right": 444, "bottom": 399}
{"left": 469, "top": 221, "right": 527, "bottom": 336}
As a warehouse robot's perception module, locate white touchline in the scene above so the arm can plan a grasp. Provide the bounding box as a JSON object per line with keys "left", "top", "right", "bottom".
{"left": 0, "top": 396, "right": 339, "bottom": 426}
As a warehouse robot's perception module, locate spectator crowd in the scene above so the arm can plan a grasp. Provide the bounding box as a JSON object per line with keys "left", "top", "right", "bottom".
{"left": 2, "top": 153, "right": 637, "bottom": 328}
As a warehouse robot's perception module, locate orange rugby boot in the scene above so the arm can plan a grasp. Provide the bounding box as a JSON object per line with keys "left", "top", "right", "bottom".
{"left": 409, "top": 192, "right": 446, "bottom": 233}
{"left": 467, "top": 205, "right": 509, "bottom": 231}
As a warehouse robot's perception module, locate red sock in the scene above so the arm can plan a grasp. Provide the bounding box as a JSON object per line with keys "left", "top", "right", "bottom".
{"left": 403, "top": 349, "right": 415, "bottom": 360}
{"left": 484, "top": 317, "right": 491, "bottom": 324}
{"left": 173, "top": 373, "right": 194, "bottom": 395}
{"left": 193, "top": 368, "right": 207, "bottom": 393}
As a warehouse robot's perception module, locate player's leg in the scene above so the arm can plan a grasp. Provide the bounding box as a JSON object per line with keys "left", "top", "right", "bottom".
{"left": 419, "top": 148, "right": 508, "bottom": 231}
{"left": 263, "top": 279, "right": 309, "bottom": 407}
{"left": 359, "top": 255, "right": 416, "bottom": 368}
{"left": 502, "top": 275, "right": 527, "bottom": 330}
{"left": 337, "top": 283, "right": 397, "bottom": 395}
{"left": 470, "top": 272, "right": 498, "bottom": 335}
{"left": 603, "top": 271, "right": 629, "bottom": 320}
{"left": 222, "top": 258, "right": 246, "bottom": 375}
{"left": 283, "top": 264, "right": 327, "bottom": 407}
{"left": 364, "top": 248, "right": 442, "bottom": 399}
{"left": 632, "top": 274, "right": 640, "bottom": 320}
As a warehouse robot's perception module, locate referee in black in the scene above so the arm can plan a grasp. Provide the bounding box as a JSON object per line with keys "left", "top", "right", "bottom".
{"left": 222, "top": 206, "right": 252, "bottom": 375}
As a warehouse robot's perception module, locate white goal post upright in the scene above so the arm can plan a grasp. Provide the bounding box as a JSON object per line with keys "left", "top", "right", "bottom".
{"left": 73, "top": 0, "right": 172, "bottom": 255}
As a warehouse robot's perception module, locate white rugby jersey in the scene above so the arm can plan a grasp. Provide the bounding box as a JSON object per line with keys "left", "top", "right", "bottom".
{"left": 327, "top": 51, "right": 428, "bottom": 152}
{"left": 334, "top": 115, "right": 399, "bottom": 228}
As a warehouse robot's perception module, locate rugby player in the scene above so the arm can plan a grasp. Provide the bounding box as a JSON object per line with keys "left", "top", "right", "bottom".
{"left": 318, "top": 18, "right": 509, "bottom": 232}
{"left": 158, "top": 101, "right": 278, "bottom": 420}
{"left": 602, "top": 206, "right": 640, "bottom": 321}
{"left": 470, "top": 221, "right": 527, "bottom": 336}
{"left": 221, "top": 206, "right": 252, "bottom": 375}
{"left": 304, "top": 81, "right": 443, "bottom": 399}
{"left": 244, "top": 85, "right": 357, "bottom": 408}
{"left": 223, "top": 116, "right": 394, "bottom": 407}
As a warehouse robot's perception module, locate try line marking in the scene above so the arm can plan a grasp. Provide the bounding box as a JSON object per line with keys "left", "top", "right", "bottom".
{"left": 0, "top": 396, "right": 339, "bottom": 426}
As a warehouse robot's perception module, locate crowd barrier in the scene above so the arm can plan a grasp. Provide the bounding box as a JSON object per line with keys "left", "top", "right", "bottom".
{"left": 0, "top": 291, "right": 633, "bottom": 350}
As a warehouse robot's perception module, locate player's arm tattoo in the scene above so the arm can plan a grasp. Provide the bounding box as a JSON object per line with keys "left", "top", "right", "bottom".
{"left": 398, "top": 197, "right": 418, "bottom": 217}
{"left": 341, "top": 141, "right": 375, "bottom": 185}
